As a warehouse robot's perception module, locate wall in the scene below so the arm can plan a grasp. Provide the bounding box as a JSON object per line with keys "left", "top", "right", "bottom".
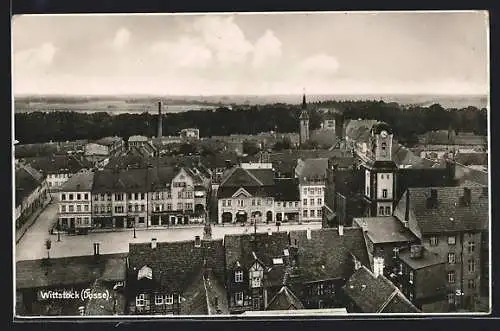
{"left": 299, "top": 184, "right": 325, "bottom": 222}
{"left": 58, "top": 190, "right": 92, "bottom": 229}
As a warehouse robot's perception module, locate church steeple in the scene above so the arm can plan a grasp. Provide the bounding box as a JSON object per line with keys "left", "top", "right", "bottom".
{"left": 302, "top": 92, "right": 307, "bottom": 109}
{"left": 299, "top": 89, "right": 310, "bottom": 146}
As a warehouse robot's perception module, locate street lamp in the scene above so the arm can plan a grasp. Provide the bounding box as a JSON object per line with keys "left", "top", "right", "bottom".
{"left": 133, "top": 221, "right": 137, "bottom": 238}
{"left": 57, "top": 225, "right": 61, "bottom": 242}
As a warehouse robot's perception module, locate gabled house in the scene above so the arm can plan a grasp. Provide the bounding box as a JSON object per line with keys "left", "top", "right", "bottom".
{"left": 342, "top": 265, "right": 420, "bottom": 313}
{"left": 223, "top": 231, "right": 290, "bottom": 314}
{"left": 295, "top": 158, "right": 328, "bottom": 222}
{"left": 126, "top": 235, "right": 226, "bottom": 315}
{"left": 286, "top": 227, "right": 370, "bottom": 309}
{"left": 266, "top": 286, "right": 305, "bottom": 310}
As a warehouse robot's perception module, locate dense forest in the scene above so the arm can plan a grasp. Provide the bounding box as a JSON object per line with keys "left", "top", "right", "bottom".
{"left": 14, "top": 101, "right": 487, "bottom": 145}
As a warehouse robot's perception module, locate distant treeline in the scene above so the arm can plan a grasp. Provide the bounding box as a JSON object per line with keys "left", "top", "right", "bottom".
{"left": 14, "top": 101, "right": 487, "bottom": 145}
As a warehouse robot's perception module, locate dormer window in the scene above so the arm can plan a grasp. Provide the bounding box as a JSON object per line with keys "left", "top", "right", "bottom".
{"left": 235, "top": 270, "right": 243, "bottom": 282}
{"left": 137, "top": 265, "right": 153, "bottom": 280}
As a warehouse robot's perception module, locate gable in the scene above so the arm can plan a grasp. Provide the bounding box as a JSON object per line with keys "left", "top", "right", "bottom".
{"left": 221, "top": 167, "right": 262, "bottom": 187}
{"left": 232, "top": 187, "right": 252, "bottom": 199}
{"left": 250, "top": 261, "right": 264, "bottom": 272}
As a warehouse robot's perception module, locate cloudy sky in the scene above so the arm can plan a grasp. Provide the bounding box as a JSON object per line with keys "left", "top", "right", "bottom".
{"left": 12, "top": 11, "right": 488, "bottom": 95}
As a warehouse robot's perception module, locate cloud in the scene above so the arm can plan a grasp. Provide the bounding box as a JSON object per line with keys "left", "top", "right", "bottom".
{"left": 191, "top": 16, "right": 253, "bottom": 65}
{"left": 14, "top": 42, "right": 57, "bottom": 73}
{"left": 298, "top": 53, "right": 340, "bottom": 75}
{"left": 150, "top": 37, "right": 213, "bottom": 69}
{"left": 252, "top": 30, "right": 282, "bottom": 68}
{"left": 112, "top": 28, "right": 130, "bottom": 49}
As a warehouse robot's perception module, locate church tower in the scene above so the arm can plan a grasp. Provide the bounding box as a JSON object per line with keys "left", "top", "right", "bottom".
{"left": 362, "top": 122, "right": 398, "bottom": 217}
{"left": 299, "top": 92, "right": 310, "bottom": 146}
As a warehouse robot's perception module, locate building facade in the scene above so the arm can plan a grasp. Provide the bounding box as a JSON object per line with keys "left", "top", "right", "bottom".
{"left": 58, "top": 172, "right": 94, "bottom": 233}
{"left": 296, "top": 158, "right": 328, "bottom": 222}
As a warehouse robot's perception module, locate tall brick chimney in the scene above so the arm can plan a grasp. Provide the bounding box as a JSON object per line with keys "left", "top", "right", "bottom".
{"left": 157, "top": 101, "right": 163, "bottom": 138}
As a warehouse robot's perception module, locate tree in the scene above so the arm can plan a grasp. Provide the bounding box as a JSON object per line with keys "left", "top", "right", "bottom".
{"left": 45, "top": 238, "right": 52, "bottom": 259}
{"left": 272, "top": 137, "right": 292, "bottom": 151}
{"left": 242, "top": 140, "right": 260, "bottom": 156}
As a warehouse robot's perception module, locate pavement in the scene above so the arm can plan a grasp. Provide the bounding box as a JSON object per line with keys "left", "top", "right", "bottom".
{"left": 15, "top": 198, "right": 52, "bottom": 244}
{"left": 15, "top": 205, "right": 322, "bottom": 261}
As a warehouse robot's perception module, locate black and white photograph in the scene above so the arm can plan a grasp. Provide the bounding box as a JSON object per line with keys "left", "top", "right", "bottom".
{"left": 12, "top": 11, "right": 490, "bottom": 317}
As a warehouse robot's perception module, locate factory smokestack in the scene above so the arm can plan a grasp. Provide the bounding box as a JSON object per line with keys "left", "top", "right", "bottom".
{"left": 157, "top": 101, "right": 163, "bottom": 138}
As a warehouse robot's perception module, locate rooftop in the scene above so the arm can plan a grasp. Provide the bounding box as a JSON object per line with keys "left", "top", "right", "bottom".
{"left": 94, "top": 136, "right": 123, "bottom": 146}
{"left": 266, "top": 286, "right": 305, "bottom": 310}
{"left": 128, "top": 135, "right": 149, "bottom": 142}
{"left": 296, "top": 158, "right": 329, "bottom": 182}
{"left": 59, "top": 171, "right": 95, "bottom": 192}
{"left": 353, "top": 217, "right": 418, "bottom": 244}
{"left": 274, "top": 178, "right": 300, "bottom": 201}
{"left": 399, "top": 248, "right": 445, "bottom": 270}
{"left": 15, "top": 166, "right": 43, "bottom": 207}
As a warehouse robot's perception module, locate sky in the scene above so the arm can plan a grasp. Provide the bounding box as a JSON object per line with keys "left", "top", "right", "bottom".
{"left": 12, "top": 11, "right": 489, "bottom": 96}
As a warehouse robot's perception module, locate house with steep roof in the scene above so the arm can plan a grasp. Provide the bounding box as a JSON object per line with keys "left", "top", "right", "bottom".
{"left": 295, "top": 158, "right": 328, "bottom": 222}
{"left": 15, "top": 165, "right": 49, "bottom": 230}
{"left": 286, "top": 227, "right": 370, "bottom": 310}
{"left": 126, "top": 235, "right": 226, "bottom": 315}
{"left": 342, "top": 265, "right": 420, "bottom": 313}
{"left": 224, "top": 231, "right": 290, "bottom": 314}
{"left": 266, "top": 285, "right": 305, "bottom": 310}
{"left": 393, "top": 186, "right": 488, "bottom": 311}
{"left": 16, "top": 253, "right": 126, "bottom": 316}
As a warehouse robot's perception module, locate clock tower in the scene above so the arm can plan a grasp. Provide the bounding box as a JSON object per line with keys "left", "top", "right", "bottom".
{"left": 362, "top": 122, "right": 397, "bottom": 217}
{"left": 299, "top": 93, "right": 310, "bottom": 146}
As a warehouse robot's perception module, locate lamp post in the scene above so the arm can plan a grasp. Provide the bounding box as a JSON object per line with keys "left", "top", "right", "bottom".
{"left": 57, "top": 226, "right": 61, "bottom": 242}
{"left": 133, "top": 221, "right": 137, "bottom": 238}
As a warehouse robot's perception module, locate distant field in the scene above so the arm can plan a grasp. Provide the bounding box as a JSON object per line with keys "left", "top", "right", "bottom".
{"left": 13, "top": 93, "right": 488, "bottom": 114}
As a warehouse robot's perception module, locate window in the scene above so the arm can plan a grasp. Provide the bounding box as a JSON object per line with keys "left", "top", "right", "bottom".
{"left": 178, "top": 192, "right": 182, "bottom": 199}
{"left": 141, "top": 193, "right": 145, "bottom": 200}
{"left": 227, "top": 200, "right": 232, "bottom": 207}
{"left": 448, "top": 253, "right": 456, "bottom": 264}
{"left": 68, "top": 205, "right": 74, "bottom": 212}
{"left": 155, "top": 192, "right": 160, "bottom": 200}
{"left": 303, "top": 199, "right": 307, "bottom": 206}
{"left": 303, "top": 188, "right": 307, "bottom": 195}
{"left": 381, "top": 142, "right": 387, "bottom": 150}
{"left": 177, "top": 203, "right": 183, "bottom": 210}
{"left": 468, "top": 259, "right": 476, "bottom": 273}
{"left": 94, "top": 195, "right": 98, "bottom": 201}
{"left": 379, "top": 206, "right": 384, "bottom": 215}
{"left": 429, "top": 236, "right": 439, "bottom": 246}
{"left": 310, "top": 199, "right": 314, "bottom": 206}
{"left": 76, "top": 205, "right": 81, "bottom": 212}
{"left": 409, "top": 271, "right": 414, "bottom": 284}
{"left": 277, "top": 202, "right": 281, "bottom": 207}
{"left": 77, "top": 194, "right": 81, "bottom": 200}
{"left": 94, "top": 206, "right": 99, "bottom": 213}
{"left": 115, "top": 193, "right": 123, "bottom": 201}
{"left": 155, "top": 295, "right": 164, "bottom": 305}
{"left": 409, "top": 292, "right": 414, "bottom": 301}
{"left": 317, "top": 198, "right": 322, "bottom": 205}
{"left": 61, "top": 194, "right": 66, "bottom": 201}
{"left": 448, "top": 271, "right": 456, "bottom": 283}
{"left": 385, "top": 206, "right": 391, "bottom": 215}
{"left": 166, "top": 203, "right": 172, "bottom": 211}
{"left": 238, "top": 200, "right": 244, "bottom": 207}
{"left": 295, "top": 202, "right": 299, "bottom": 207}
{"left": 84, "top": 194, "right": 88, "bottom": 200}
{"left": 61, "top": 205, "right": 66, "bottom": 213}
{"left": 303, "top": 210, "right": 308, "bottom": 217}
{"left": 381, "top": 189, "right": 388, "bottom": 199}
{"left": 235, "top": 270, "right": 243, "bottom": 282}
{"left": 467, "top": 241, "right": 475, "bottom": 253}
{"left": 136, "top": 294, "right": 145, "bottom": 307}
{"left": 317, "top": 209, "right": 322, "bottom": 217}
{"left": 235, "top": 292, "right": 244, "bottom": 306}
{"left": 309, "top": 188, "right": 314, "bottom": 195}
{"left": 185, "top": 203, "right": 193, "bottom": 210}
{"left": 468, "top": 279, "right": 476, "bottom": 289}
{"left": 310, "top": 210, "right": 315, "bottom": 217}
{"left": 141, "top": 205, "right": 145, "bottom": 212}
{"left": 100, "top": 194, "right": 105, "bottom": 201}
{"left": 107, "top": 205, "right": 112, "bottom": 212}
{"left": 393, "top": 247, "right": 399, "bottom": 259}
{"left": 257, "top": 199, "right": 261, "bottom": 206}
{"left": 115, "top": 206, "right": 123, "bottom": 213}
{"left": 252, "top": 199, "right": 255, "bottom": 206}
{"left": 107, "top": 194, "right": 111, "bottom": 201}
{"left": 222, "top": 200, "right": 226, "bottom": 207}
{"left": 165, "top": 295, "right": 174, "bottom": 305}
{"left": 448, "top": 236, "right": 456, "bottom": 245}
{"left": 317, "top": 283, "right": 324, "bottom": 296}
{"left": 128, "top": 205, "right": 133, "bottom": 212}
{"left": 448, "top": 293, "right": 455, "bottom": 305}
{"left": 69, "top": 194, "right": 74, "bottom": 200}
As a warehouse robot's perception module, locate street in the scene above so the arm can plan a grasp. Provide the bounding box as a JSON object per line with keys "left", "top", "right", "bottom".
{"left": 15, "top": 202, "right": 321, "bottom": 261}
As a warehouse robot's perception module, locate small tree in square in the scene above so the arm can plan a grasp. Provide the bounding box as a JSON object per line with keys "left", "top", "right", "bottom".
{"left": 45, "top": 238, "right": 52, "bottom": 259}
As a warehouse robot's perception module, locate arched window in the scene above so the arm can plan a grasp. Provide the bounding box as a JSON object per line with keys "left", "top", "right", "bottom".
{"left": 381, "top": 142, "right": 387, "bottom": 150}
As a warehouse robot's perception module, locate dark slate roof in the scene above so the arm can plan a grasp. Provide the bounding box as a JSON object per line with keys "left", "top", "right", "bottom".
{"left": 147, "top": 166, "right": 177, "bottom": 190}
{"left": 288, "top": 228, "right": 370, "bottom": 283}
{"left": 15, "top": 167, "right": 43, "bottom": 206}
{"left": 455, "top": 152, "right": 488, "bottom": 166}
{"left": 92, "top": 168, "right": 150, "bottom": 192}
{"left": 406, "top": 186, "right": 488, "bottom": 234}
{"left": 397, "top": 167, "right": 455, "bottom": 200}
{"left": 217, "top": 167, "right": 276, "bottom": 199}
{"left": 224, "top": 232, "right": 290, "bottom": 270}
{"left": 274, "top": 178, "right": 300, "bottom": 201}
{"left": 127, "top": 239, "right": 225, "bottom": 293}
{"left": 266, "top": 286, "right": 305, "bottom": 310}
{"left": 84, "top": 279, "right": 126, "bottom": 315}
{"left": 16, "top": 253, "right": 127, "bottom": 289}
{"left": 399, "top": 248, "right": 446, "bottom": 270}
{"left": 345, "top": 120, "right": 379, "bottom": 143}
{"left": 59, "top": 171, "right": 95, "bottom": 192}
{"left": 454, "top": 162, "right": 488, "bottom": 186}
{"left": 296, "top": 158, "right": 328, "bottom": 181}
{"left": 353, "top": 217, "right": 419, "bottom": 244}
{"left": 24, "top": 155, "right": 90, "bottom": 174}
{"left": 342, "top": 265, "right": 419, "bottom": 313}
{"left": 264, "top": 264, "right": 289, "bottom": 288}
{"left": 15, "top": 143, "right": 59, "bottom": 158}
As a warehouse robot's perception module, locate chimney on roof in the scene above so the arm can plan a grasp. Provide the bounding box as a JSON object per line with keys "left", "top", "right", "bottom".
{"left": 306, "top": 228, "right": 312, "bottom": 240}
{"left": 426, "top": 189, "right": 438, "bottom": 209}
{"left": 463, "top": 187, "right": 471, "bottom": 206}
{"left": 338, "top": 225, "right": 344, "bottom": 236}
{"left": 195, "top": 235, "right": 201, "bottom": 247}
{"left": 157, "top": 101, "right": 163, "bottom": 138}
{"left": 373, "top": 256, "right": 384, "bottom": 278}
{"left": 151, "top": 238, "right": 157, "bottom": 249}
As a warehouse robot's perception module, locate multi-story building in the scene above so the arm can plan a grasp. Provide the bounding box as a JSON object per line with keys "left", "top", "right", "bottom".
{"left": 94, "top": 136, "right": 125, "bottom": 155}
{"left": 273, "top": 178, "right": 300, "bottom": 223}
{"left": 217, "top": 166, "right": 275, "bottom": 224}
{"left": 393, "top": 186, "right": 488, "bottom": 311}
{"left": 57, "top": 171, "right": 94, "bottom": 234}
{"left": 15, "top": 164, "right": 49, "bottom": 230}
{"left": 295, "top": 158, "right": 328, "bottom": 222}
{"left": 128, "top": 135, "right": 149, "bottom": 149}
{"left": 224, "top": 231, "right": 290, "bottom": 314}
{"left": 180, "top": 128, "right": 200, "bottom": 140}
{"left": 396, "top": 245, "right": 448, "bottom": 312}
